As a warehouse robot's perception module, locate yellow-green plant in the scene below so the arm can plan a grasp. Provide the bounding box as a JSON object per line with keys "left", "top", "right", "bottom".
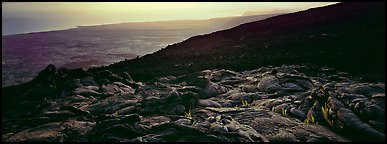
{"left": 215, "top": 115, "right": 221, "bottom": 121}
{"left": 184, "top": 109, "right": 192, "bottom": 119}
{"left": 241, "top": 100, "right": 249, "bottom": 107}
{"left": 113, "top": 111, "right": 119, "bottom": 117}
{"left": 311, "top": 115, "right": 315, "bottom": 123}
{"left": 321, "top": 102, "right": 334, "bottom": 127}
{"left": 281, "top": 108, "right": 288, "bottom": 117}
{"left": 235, "top": 105, "right": 241, "bottom": 110}
{"left": 304, "top": 115, "right": 315, "bottom": 124}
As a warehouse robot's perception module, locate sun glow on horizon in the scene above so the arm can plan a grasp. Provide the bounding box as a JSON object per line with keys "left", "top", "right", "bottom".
{"left": 2, "top": 2, "right": 339, "bottom": 35}
{"left": 3, "top": 2, "right": 339, "bottom": 21}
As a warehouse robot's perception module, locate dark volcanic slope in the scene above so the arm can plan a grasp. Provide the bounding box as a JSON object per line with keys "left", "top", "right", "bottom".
{"left": 90, "top": 2, "right": 384, "bottom": 82}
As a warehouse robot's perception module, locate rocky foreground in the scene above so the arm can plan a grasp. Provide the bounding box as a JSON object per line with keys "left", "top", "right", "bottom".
{"left": 2, "top": 64, "right": 385, "bottom": 142}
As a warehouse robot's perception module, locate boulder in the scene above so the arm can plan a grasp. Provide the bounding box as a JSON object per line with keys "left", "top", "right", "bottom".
{"left": 198, "top": 99, "right": 222, "bottom": 108}
{"left": 289, "top": 107, "right": 306, "bottom": 120}
{"left": 80, "top": 76, "right": 98, "bottom": 86}
{"left": 74, "top": 86, "right": 100, "bottom": 97}
{"left": 117, "top": 106, "right": 136, "bottom": 115}
{"left": 258, "top": 75, "right": 281, "bottom": 93}
{"left": 5, "top": 121, "right": 95, "bottom": 142}
{"left": 139, "top": 116, "right": 171, "bottom": 129}
{"left": 205, "top": 82, "right": 228, "bottom": 97}
{"left": 336, "top": 108, "right": 385, "bottom": 141}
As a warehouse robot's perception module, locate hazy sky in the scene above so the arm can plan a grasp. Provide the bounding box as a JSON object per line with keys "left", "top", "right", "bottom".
{"left": 2, "top": 2, "right": 338, "bottom": 35}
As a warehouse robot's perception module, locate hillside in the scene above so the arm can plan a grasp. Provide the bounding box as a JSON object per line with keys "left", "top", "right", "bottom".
{"left": 90, "top": 2, "right": 384, "bottom": 82}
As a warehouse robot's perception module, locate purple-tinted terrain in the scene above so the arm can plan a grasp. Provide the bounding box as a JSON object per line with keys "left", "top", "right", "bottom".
{"left": 2, "top": 14, "right": 279, "bottom": 87}
{"left": 2, "top": 29, "right": 186, "bottom": 86}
